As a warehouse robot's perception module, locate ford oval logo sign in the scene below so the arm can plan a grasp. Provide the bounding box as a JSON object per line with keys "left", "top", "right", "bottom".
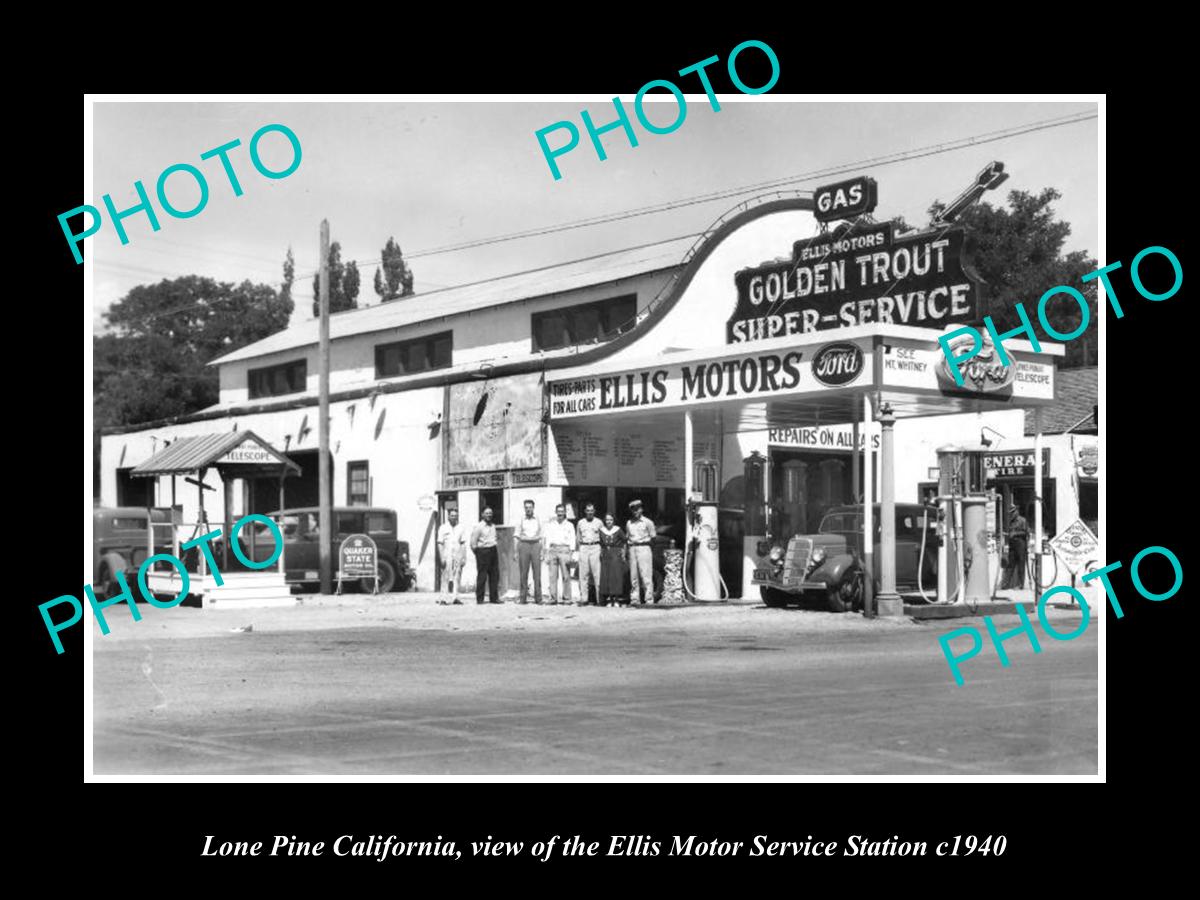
{"left": 812, "top": 342, "right": 863, "bottom": 386}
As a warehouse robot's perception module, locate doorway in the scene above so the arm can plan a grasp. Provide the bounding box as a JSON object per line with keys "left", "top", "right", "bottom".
{"left": 250, "top": 449, "right": 331, "bottom": 513}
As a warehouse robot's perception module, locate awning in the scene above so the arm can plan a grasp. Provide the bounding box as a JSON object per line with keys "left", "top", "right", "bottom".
{"left": 130, "top": 430, "right": 300, "bottom": 478}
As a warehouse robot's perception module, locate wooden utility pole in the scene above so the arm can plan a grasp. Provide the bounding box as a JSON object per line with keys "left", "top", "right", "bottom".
{"left": 318, "top": 220, "right": 333, "bottom": 594}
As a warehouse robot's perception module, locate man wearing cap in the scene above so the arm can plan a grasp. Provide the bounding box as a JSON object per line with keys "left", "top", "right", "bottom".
{"left": 625, "top": 499, "right": 656, "bottom": 605}
{"left": 1005, "top": 503, "right": 1029, "bottom": 590}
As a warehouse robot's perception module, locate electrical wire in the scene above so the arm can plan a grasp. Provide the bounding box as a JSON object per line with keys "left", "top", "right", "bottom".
{"left": 96, "top": 111, "right": 1095, "bottom": 335}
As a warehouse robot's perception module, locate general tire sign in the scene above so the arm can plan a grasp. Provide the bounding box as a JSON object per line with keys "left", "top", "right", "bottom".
{"left": 727, "top": 222, "right": 982, "bottom": 342}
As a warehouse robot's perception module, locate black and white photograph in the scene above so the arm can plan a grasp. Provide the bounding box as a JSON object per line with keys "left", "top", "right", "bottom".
{"left": 83, "top": 93, "right": 1102, "bottom": 778}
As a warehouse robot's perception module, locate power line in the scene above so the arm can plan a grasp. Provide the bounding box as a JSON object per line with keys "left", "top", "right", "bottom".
{"left": 282, "top": 110, "right": 1096, "bottom": 281}
{"left": 95, "top": 110, "right": 1095, "bottom": 327}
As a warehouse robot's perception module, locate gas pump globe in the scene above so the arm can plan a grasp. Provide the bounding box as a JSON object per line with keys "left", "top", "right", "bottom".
{"left": 935, "top": 445, "right": 996, "bottom": 604}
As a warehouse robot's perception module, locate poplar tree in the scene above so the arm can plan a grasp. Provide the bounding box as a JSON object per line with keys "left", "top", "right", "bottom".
{"left": 374, "top": 236, "right": 416, "bottom": 302}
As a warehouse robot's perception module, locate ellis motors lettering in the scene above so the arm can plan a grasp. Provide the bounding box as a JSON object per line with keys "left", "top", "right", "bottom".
{"left": 597, "top": 352, "right": 803, "bottom": 410}
{"left": 727, "top": 222, "right": 981, "bottom": 342}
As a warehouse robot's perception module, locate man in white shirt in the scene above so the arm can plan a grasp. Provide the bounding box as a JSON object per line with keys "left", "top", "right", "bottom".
{"left": 436, "top": 508, "right": 467, "bottom": 604}
{"left": 626, "top": 499, "right": 656, "bottom": 605}
{"left": 544, "top": 503, "right": 577, "bottom": 605}
{"left": 514, "top": 499, "right": 544, "bottom": 605}
{"left": 576, "top": 503, "right": 603, "bottom": 605}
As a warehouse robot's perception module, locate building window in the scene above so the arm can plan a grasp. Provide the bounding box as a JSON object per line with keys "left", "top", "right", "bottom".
{"left": 376, "top": 331, "right": 453, "bottom": 378}
{"left": 531, "top": 294, "right": 637, "bottom": 352}
{"left": 248, "top": 359, "right": 307, "bottom": 399}
{"left": 347, "top": 461, "right": 370, "bottom": 506}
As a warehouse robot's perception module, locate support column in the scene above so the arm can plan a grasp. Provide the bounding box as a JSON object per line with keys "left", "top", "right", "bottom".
{"left": 1033, "top": 407, "right": 1044, "bottom": 597}
{"left": 222, "top": 475, "right": 233, "bottom": 571}
{"left": 684, "top": 408, "right": 694, "bottom": 500}
{"left": 851, "top": 417, "right": 860, "bottom": 502}
{"left": 862, "top": 396, "right": 875, "bottom": 617}
{"left": 876, "top": 403, "right": 902, "bottom": 616}
{"left": 278, "top": 476, "right": 287, "bottom": 574}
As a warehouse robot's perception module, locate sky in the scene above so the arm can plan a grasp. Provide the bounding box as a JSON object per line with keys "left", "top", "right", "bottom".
{"left": 89, "top": 98, "right": 1099, "bottom": 333}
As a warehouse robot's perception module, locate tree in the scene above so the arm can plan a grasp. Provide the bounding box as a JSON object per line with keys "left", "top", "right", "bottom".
{"left": 932, "top": 188, "right": 1098, "bottom": 368}
{"left": 373, "top": 236, "right": 416, "bottom": 302}
{"left": 281, "top": 246, "right": 295, "bottom": 307}
{"left": 311, "top": 241, "right": 360, "bottom": 316}
{"left": 344, "top": 259, "right": 361, "bottom": 309}
{"left": 94, "top": 274, "right": 294, "bottom": 485}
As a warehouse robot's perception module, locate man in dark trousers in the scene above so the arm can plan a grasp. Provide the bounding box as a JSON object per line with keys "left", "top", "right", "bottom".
{"left": 1005, "top": 503, "right": 1029, "bottom": 590}
{"left": 470, "top": 507, "right": 502, "bottom": 604}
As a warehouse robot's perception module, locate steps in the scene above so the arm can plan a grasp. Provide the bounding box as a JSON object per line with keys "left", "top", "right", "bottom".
{"left": 145, "top": 569, "right": 297, "bottom": 609}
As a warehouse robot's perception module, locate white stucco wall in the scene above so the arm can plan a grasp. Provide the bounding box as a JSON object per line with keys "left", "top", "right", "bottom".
{"left": 216, "top": 269, "right": 677, "bottom": 405}
{"left": 100, "top": 385, "right": 445, "bottom": 590}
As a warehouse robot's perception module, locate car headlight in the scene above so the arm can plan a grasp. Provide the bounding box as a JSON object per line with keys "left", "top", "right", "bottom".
{"left": 768, "top": 544, "right": 785, "bottom": 563}
{"left": 810, "top": 546, "right": 826, "bottom": 566}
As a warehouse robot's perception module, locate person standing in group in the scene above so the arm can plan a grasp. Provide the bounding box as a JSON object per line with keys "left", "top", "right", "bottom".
{"left": 598, "top": 512, "right": 627, "bottom": 606}
{"left": 1004, "top": 503, "right": 1030, "bottom": 591}
{"left": 436, "top": 507, "right": 467, "bottom": 604}
{"left": 514, "top": 499, "right": 544, "bottom": 605}
{"left": 576, "top": 503, "right": 603, "bottom": 605}
{"left": 625, "top": 499, "right": 656, "bottom": 605}
{"left": 544, "top": 504, "right": 577, "bottom": 605}
{"left": 470, "top": 507, "right": 502, "bottom": 604}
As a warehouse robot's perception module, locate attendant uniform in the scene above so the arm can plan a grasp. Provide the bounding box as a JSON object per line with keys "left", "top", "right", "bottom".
{"left": 437, "top": 520, "right": 467, "bottom": 593}
{"left": 1006, "top": 510, "right": 1029, "bottom": 590}
{"left": 577, "top": 515, "right": 603, "bottom": 604}
{"left": 470, "top": 519, "right": 500, "bottom": 604}
{"left": 626, "top": 515, "right": 656, "bottom": 604}
{"left": 544, "top": 517, "right": 577, "bottom": 604}
{"left": 516, "top": 514, "right": 544, "bottom": 604}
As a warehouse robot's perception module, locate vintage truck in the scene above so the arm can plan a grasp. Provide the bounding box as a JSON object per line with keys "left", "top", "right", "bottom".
{"left": 752, "top": 503, "right": 939, "bottom": 612}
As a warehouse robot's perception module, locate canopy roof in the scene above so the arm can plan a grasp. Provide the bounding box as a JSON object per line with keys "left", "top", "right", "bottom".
{"left": 130, "top": 430, "right": 300, "bottom": 478}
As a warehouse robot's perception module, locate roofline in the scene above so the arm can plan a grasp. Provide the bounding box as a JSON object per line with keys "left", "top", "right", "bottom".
{"left": 106, "top": 196, "right": 815, "bottom": 434}
{"left": 209, "top": 241, "right": 697, "bottom": 367}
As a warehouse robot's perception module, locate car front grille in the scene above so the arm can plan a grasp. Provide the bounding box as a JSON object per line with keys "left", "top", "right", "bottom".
{"left": 785, "top": 538, "right": 811, "bottom": 584}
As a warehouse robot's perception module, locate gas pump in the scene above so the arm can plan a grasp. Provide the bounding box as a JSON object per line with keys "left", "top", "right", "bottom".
{"left": 685, "top": 458, "right": 727, "bottom": 601}
{"left": 931, "top": 445, "right": 997, "bottom": 604}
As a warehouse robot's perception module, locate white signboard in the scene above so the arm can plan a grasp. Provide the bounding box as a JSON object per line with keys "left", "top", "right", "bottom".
{"left": 549, "top": 341, "right": 872, "bottom": 419}
{"left": 769, "top": 423, "right": 880, "bottom": 450}
{"left": 1049, "top": 519, "right": 1099, "bottom": 574}
{"left": 880, "top": 339, "right": 1055, "bottom": 401}
{"left": 215, "top": 441, "right": 277, "bottom": 465}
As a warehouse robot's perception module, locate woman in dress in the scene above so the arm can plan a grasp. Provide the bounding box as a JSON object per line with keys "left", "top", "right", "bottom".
{"left": 598, "top": 513, "right": 628, "bottom": 606}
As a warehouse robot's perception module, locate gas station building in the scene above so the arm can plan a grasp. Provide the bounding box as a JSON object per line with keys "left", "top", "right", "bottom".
{"left": 99, "top": 191, "right": 1097, "bottom": 607}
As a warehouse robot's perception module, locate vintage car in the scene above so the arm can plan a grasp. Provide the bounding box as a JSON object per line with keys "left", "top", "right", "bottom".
{"left": 753, "top": 503, "right": 939, "bottom": 612}
{"left": 92, "top": 506, "right": 175, "bottom": 599}
{"left": 232, "top": 506, "right": 414, "bottom": 593}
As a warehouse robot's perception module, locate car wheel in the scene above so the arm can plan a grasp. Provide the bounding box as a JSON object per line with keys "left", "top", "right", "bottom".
{"left": 761, "top": 586, "right": 791, "bottom": 608}
{"left": 97, "top": 564, "right": 118, "bottom": 601}
{"left": 827, "top": 567, "right": 865, "bottom": 613}
{"left": 363, "top": 558, "right": 397, "bottom": 594}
